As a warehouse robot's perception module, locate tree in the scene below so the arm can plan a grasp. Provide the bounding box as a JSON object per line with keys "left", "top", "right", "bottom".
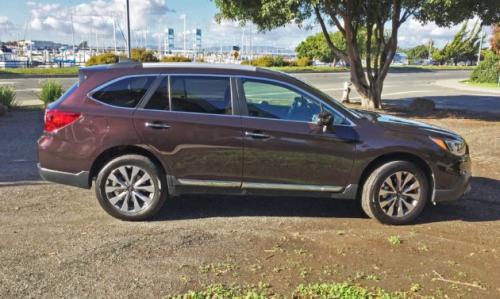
{"left": 432, "top": 21, "right": 483, "bottom": 65}
{"left": 214, "top": 0, "right": 499, "bottom": 108}
{"left": 296, "top": 31, "right": 366, "bottom": 64}
{"left": 491, "top": 23, "right": 500, "bottom": 55}
{"left": 406, "top": 44, "right": 436, "bottom": 62}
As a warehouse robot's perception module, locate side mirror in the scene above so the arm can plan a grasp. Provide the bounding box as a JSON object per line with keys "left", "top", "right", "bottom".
{"left": 314, "top": 111, "right": 334, "bottom": 132}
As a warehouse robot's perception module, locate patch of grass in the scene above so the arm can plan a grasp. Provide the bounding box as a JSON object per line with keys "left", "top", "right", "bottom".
{"left": 198, "top": 262, "right": 238, "bottom": 276}
{"left": 271, "top": 65, "right": 474, "bottom": 73}
{"left": 299, "top": 267, "right": 310, "bottom": 278}
{"left": 167, "top": 281, "right": 424, "bottom": 298}
{"left": 388, "top": 235, "right": 402, "bottom": 246}
{"left": 461, "top": 80, "right": 499, "bottom": 89}
{"left": 166, "top": 282, "right": 271, "bottom": 299}
{"left": 294, "top": 282, "right": 403, "bottom": 299}
{"left": 0, "top": 67, "right": 79, "bottom": 77}
{"left": 410, "top": 283, "right": 422, "bottom": 292}
{"left": 417, "top": 244, "right": 429, "bottom": 252}
{"left": 249, "top": 264, "right": 263, "bottom": 273}
{"left": 0, "top": 85, "right": 16, "bottom": 107}
{"left": 38, "top": 80, "right": 64, "bottom": 107}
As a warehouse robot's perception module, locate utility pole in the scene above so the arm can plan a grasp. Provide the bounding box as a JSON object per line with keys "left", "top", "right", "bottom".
{"left": 180, "top": 14, "right": 187, "bottom": 55}
{"left": 428, "top": 39, "right": 433, "bottom": 61}
{"left": 477, "top": 29, "right": 483, "bottom": 66}
{"left": 126, "top": 0, "right": 131, "bottom": 58}
{"left": 112, "top": 18, "right": 117, "bottom": 54}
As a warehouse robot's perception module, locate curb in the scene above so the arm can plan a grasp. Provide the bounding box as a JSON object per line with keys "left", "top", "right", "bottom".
{"left": 434, "top": 79, "right": 500, "bottom": 95}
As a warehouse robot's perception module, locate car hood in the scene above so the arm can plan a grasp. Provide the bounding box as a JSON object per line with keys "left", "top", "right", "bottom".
{"left": 353, "top": 110, "right": 461, "bottom": 139}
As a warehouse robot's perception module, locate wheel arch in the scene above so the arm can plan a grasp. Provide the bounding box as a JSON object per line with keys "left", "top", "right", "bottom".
{"left": 89, "top": 145, "right": 167, "bottom": 187}
{"left": 356, "top": 151, "right": 434, "bottom": 200}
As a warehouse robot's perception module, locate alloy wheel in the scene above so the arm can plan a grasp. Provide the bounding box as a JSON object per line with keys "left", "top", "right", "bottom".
{"left": 104, "top": 165, "right": 156, "bottom": 214}
{"left": 377, "top": 171, "right": 421, "bottom": 218}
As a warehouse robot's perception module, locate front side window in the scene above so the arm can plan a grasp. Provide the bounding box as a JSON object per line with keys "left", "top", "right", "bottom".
{"left": 170, "top": 76, "right": 232, "bottom": 115}
{"left": 242, "top": 79, "right": 321, "bottom": 122}
{"left": 92, "top": 76, "right": 156, "bottom": 108}
{"left": 144, "top": 77, "right": 169, "bottom": 110}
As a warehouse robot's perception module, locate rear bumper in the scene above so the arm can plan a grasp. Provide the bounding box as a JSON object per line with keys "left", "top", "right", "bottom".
{"left": 434, "top": 169, "right": 471, "bottom": 203}
{"left": 38, "top": 163, "right": 90, "bottom": 189}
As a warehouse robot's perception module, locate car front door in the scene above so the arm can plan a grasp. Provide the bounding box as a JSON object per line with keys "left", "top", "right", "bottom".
{"left": 238, "top": 77, "right": 356, "bottom": 191}
{"left": 133, "top": 75, "right": 243, "bottom": 188}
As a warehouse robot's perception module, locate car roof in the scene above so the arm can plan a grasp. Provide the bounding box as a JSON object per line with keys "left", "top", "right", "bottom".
{"left": 81, "top": 62, "right": 258, "bottom": 72}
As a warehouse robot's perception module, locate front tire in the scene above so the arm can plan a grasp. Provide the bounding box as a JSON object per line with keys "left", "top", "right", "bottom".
{"left": 95, "top": 154, "right": 167, "bottom": 221}
{"left": 361, "top": 160, "right": 429, "bottom": 225}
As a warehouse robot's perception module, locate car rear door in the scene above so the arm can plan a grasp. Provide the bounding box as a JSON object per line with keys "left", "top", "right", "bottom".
{"left": 237, "top": 77, "right": 356, "bottom": 190}
{"left": 133, "top": 74, "right": 243, "bottom": 188}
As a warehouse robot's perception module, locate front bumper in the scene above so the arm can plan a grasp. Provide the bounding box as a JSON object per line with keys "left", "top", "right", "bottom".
{"left": 434, "top": 169, "right": 471, "bottom": 203}
{"left": 38, "top": 163, "right": 90, "bottom": 189}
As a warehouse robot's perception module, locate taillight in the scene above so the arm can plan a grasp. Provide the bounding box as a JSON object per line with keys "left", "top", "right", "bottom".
{"left": 44, "top": 109, "right": 81, "bottom": 132}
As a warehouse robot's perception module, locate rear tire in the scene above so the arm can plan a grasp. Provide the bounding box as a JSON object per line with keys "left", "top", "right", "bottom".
{"left": 95, "top": 154, "right": 167, "bottom": 221}
{"left": 361, "top": 160, "right": 429, "bottom": 225}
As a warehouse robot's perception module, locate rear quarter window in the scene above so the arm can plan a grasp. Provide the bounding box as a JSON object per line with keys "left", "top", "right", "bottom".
{"left": 91, "top": 76, "right": 156, "bottom": 108}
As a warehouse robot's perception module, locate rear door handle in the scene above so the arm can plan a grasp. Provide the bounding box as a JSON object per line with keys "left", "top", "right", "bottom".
{"left": 245, "top": 131, "right": 270, "bottom": 139}
{"left": 145, "top": 122, "right": 170, "bottom": 129}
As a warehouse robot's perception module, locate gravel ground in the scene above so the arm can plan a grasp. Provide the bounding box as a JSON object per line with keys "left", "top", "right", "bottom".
{"left": 0, "top": 110, "right": 499, "bottom": 298}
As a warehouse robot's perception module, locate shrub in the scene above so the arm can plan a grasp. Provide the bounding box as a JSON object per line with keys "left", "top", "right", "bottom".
{"left": 250, "top": 55, "right": 275, "bottom": 67}
{"left": 39, "top": 80, "right": 63, "bottom": 107}
{"left": 295, "top": 57, "right": 312, "bottom": 67}
{"left": 160, "top": 55, "right": 192, "bottom": 62}
{"left": 0, "top": 86, "right": 16, "bottom": 107}
{"left": 248, "top": 55, "right": 295, "bottom": 67}
{"left": 470, "top": 50, "right": 500, "bottom": 83}
{"left": 86, "top": 52, "right": 119, "bottom": 66}
{"left": 131, "top": 48, "right": 159, "bottom": 62}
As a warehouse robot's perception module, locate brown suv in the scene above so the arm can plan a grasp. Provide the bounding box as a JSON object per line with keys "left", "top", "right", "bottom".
{"left": 37, "top": 62, "right": 471, "bottom": 224}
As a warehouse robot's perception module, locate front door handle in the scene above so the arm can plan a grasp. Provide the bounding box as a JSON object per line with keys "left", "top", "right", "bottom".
{"left": 245, "top": 131, "right": 270, "bottom": 139}
{"left": 145, "top": 122, "right": 170, "bottom": 129}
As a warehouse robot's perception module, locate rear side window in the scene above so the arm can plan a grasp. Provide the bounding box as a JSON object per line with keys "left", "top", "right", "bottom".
{"left": 170, "top": 76, "right": 231, "bottom": 115}
{"left": 92, "top": 76, "right": 156, "bottom": 108}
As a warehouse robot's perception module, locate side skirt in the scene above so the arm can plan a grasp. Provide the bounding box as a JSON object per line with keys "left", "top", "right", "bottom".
{"left": 168, "top": 177, "right": 357, "bottom": 200}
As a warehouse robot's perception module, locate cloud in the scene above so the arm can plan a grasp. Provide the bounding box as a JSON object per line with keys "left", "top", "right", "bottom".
{"left": 398, "top": 17, "right": 492, "bottom": 48}
{"left": 0, "top": 16, "right": 16, "bottom": 32}
{"left": 205, "top": 19, "right": 312, "bottom": 50}
{"left": 27, "top": 0, "right": 174, "bottom": 43}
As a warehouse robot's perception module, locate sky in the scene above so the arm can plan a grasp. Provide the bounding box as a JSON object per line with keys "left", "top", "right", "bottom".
{"left": 0, "top": 0, "right": 493, "bottom": 50}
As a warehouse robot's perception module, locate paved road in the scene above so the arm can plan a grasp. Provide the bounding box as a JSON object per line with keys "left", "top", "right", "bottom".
{"left": 294, "top": 70, "right": 500, "bottom": 113}
{"left": 2, "top": 70, "right": 499, "bottom": 113}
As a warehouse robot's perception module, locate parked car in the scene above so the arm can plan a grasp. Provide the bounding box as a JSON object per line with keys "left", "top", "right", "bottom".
{"left": 38, "top": 62, "right": 471, "bottom": 224}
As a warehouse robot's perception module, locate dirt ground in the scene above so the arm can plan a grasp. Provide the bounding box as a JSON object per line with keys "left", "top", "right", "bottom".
{"left": 0, "top": 110, "right": 499, "bottom": 298}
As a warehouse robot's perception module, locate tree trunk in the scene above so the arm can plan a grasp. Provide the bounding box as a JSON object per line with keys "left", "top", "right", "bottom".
{"left": 354, "top": 78, "right": 382, "bottom": 109}
{"left": 345, "top": 46, "right": 383, "bottom": 109}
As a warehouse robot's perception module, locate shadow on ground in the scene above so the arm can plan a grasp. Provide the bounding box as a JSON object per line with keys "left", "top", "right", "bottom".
{"left": 379, "top": 96, "right": 500, "bottom": 122}
{"left": 156, "top": 177, "right": 500, "bottom": 224}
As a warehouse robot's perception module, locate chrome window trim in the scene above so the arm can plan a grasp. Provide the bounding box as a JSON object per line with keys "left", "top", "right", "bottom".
{"left": 176, "top": 178, "right": 343, "bottom": 192}
{"left": 238, "top": 75, "right": 356, "bottom": 127}
{"left": 87, "top": 74, "right": 160, "bottom": 110}
{"left": 137, "top": 73, "right": 236, "bottom": 116}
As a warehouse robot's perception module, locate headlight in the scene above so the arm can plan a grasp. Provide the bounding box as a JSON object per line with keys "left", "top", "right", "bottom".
{"left": 430, "top": 137, "right": 467, "bottom": 156}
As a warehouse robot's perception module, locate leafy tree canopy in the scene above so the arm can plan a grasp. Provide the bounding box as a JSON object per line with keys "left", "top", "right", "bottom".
{"left": 214, "top": 0, "right": 499, "bottom": 108}
{"left": 432, "top": 20, "right": 483, "bottom": 64}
